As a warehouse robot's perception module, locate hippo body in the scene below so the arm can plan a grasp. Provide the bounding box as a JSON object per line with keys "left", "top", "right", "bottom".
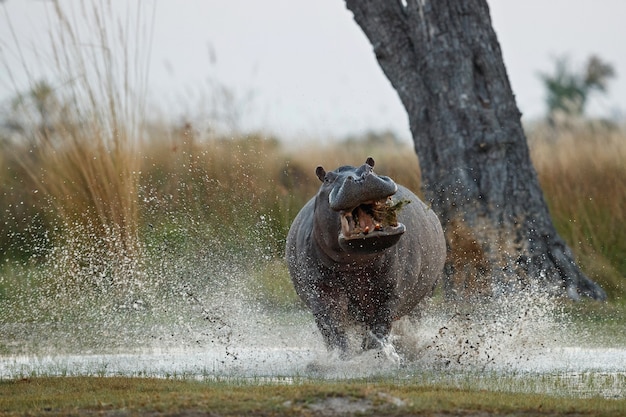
{"left": 286, "top": 158, "right": 446, "bottom": 353}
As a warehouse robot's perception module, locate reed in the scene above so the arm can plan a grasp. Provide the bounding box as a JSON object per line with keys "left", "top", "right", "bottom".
{"left": 1, "top": 1, "right": 154, "bottom": 265}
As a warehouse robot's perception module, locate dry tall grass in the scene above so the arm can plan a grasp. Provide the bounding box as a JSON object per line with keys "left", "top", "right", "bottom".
{"left": 1, "top": 1, "right": 154, "bottom": 261}
{"left": 138, "top": 125, "right": 295, "bottom": 258}
{"left": 529, "top": 124, "right": 626, "bottom": 297}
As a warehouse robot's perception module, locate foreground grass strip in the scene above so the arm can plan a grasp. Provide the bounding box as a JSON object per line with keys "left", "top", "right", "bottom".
{"left": 1, "top": 377, "right": 625, "bottom": 416}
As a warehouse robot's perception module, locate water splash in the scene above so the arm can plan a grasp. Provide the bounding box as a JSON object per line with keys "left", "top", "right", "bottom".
{"left": 1, "top": 212, "right": 624, "bottom": 398}
{"left": 393, "top": 289, "right": 570, "bottom": 372}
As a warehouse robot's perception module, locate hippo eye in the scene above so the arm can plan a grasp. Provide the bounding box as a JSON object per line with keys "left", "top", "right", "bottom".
{"left": 324, "top": 173, "right": 336, "bottom": 183}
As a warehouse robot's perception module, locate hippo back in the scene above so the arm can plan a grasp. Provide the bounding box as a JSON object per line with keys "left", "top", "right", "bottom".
{"left": 384, "top": 185, "right": 446, "bottom": 317}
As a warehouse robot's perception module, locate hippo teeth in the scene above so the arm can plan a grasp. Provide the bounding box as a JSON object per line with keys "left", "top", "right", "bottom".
{"left": 340, "top": 197, "right": 407, "bottom": 239}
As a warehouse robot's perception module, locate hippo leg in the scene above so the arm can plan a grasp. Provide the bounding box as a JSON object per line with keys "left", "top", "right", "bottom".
{"left": 347, "top": 277, "right": 394, "bottom": 351}
{"left": 313, "top": 311, "right": 348, "bottom": 352}
{"left": 361, "top": 310, "right": 393, "bottom": 350}
{"left": 309, "top": 283, "right": 349, "bottom": 353}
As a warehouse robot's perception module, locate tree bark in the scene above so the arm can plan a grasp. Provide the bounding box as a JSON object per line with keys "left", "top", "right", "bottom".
{"left": 344, "top": 0, "right": 606, "bottom": 300}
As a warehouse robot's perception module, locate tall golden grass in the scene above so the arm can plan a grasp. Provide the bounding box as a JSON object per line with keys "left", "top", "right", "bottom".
{"left": 529, "top": 124, "right": 626, "bottom": 298}
{"left": 1, "top": 1, "right": 154, "bottom": 260}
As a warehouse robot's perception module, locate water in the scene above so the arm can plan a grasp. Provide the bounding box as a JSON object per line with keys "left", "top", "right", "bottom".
{"left": 1, "top": 274, "right": 624, "bottom": 399}
{"left": 1, "top": 221, "right": 624, "bottom": 399}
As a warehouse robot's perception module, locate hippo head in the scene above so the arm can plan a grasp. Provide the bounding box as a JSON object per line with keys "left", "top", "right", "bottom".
{"left": 315, "top": 157, "right": 406, "bottom": 254}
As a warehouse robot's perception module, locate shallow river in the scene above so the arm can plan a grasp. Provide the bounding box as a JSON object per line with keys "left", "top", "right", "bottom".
{"left": 2, "top": 301, "right": 624, "bottom": 399}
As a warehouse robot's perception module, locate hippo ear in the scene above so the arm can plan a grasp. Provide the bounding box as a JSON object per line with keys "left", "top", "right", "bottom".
{"left": 366, "top": 157, "right": 375, "bottom": 168}
{"left": 315, "top": 166, "right": 326, "bottom": 182}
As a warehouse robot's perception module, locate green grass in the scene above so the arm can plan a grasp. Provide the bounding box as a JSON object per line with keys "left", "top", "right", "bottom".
{"left": 559, "top": 298, "right": 626, "bottom": 347}
{"left": 248, "top": 258, "right": 303, "bottom": 312}
{"left": 0, "top": 376, "right": 624, "bottom": 416}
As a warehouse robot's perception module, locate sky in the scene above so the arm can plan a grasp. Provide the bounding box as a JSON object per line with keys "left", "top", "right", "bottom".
{"left": 1, "top": 0, "right": 625, "bottom": 141}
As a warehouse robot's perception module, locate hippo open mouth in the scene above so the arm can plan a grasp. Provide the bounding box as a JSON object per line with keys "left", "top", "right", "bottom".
{"left": 338, "top": 197, "right": 408, "bottom": 253}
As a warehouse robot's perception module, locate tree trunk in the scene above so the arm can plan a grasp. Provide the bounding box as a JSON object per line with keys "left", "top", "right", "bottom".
{"left": 344, "top": 0, "right": 606, "bottom": 300}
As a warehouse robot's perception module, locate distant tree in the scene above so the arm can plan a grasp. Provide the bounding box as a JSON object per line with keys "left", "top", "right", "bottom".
{"left": 344, "top": 0, "right": 606, "bottom": 300}
{"left": 3, "top": 80, "right": 64, "bottom": 145}
{"left": 539, "top": 55, "right": 615, "bottom": 119}
{"left": 341, "top": 129, "right": 404, "bottom": 147}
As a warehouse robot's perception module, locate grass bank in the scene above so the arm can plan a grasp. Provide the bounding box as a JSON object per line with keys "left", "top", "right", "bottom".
{"left": 1, "top": 376, "right": 625, "bottom": 416}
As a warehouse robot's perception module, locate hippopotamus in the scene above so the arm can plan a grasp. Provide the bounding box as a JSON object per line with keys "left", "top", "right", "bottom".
{"left": 286, "top": 157, "right": 446, "bottom": 354}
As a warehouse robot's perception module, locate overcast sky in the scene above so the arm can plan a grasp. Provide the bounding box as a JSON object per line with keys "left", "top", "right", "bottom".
{"left": 1, "top": 0, "right": 625, "bottom": 141}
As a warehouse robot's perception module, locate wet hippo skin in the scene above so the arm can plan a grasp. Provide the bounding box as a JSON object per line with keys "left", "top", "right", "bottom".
{"left": 286, "top": 157, "right": 446, "bottom": 354}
